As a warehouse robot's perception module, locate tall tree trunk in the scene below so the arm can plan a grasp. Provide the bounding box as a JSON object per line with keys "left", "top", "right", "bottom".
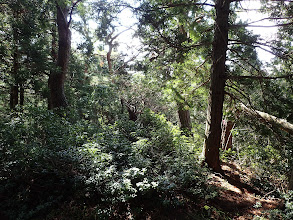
{"left": 19, "top": 85, "right": 24, "bottom": 106}
{"left": 203, "top": 0, "right": 230, "bottom": 172}
{"left": 48, "top": 22, "right": 58, "bottom": 109}
{"left": 107, "top": 44, "right": 113, "bottom": 73}
{"left": 10, "top": 85, "right": 18, "bottom": 109}
{"left": 178, "top": 103, "right": 192, "bottom": 135}
{"left": 10, "top": 9, "right": 20, "bottom": 110}
{"left": 48, "top": 5, "right": 71, "bottom": 109}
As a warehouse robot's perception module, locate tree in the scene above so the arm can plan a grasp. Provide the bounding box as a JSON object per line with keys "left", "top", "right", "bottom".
{"left": 10, "top": 3, "right": 21, "bottom": 109}
{"left": 203, "top": 0, "right": 230, "bottom": 172}
{"left": 48, "top": 0, "right": 82, "bottom": 109}
{"left": 136, "top": 0, "right": 212, "bottom": 134}
{"left": 1, "top": 0, "right": 52, "bottom": 110}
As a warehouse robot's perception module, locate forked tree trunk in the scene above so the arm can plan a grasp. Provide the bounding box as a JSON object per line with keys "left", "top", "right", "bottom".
{"left": 48, "top": 5, "right": 71, "bottom": 109}
{"left": 203, "top": 0, "right": 230, "bottom": 172}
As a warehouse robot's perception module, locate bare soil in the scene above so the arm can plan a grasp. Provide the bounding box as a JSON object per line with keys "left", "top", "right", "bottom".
{"left": 208, "top": 162, "right": 284, "bottom": 219}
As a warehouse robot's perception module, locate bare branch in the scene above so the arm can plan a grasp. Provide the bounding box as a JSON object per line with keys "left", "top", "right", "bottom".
{"left": 229, "top": 40, "right": 292, "bottom": 60}
{"left": 109, "top": 26, "right": 134, "bottom": 43}
{"left": 246, "top": 17, "right": 292, "bottom": 25}
{"left": 113, "top": 47, "right": 144, "bottom": 74}
{"left": 157, "top": 2, "right": 215, "bottom": 9}
{"left": 229, "top": 48, "right": 264, "bottom": 74}
{"left": 226, "top": 83, "right": 253, "bottom": 106}
{"left": 68, "top": 0, "right": 83, "bottom": 26}
{"left": 228, "top": 74, "right": 293, "bottom": 80}
{"left": 230, "top": 21, "right": 293, "bottom": 29}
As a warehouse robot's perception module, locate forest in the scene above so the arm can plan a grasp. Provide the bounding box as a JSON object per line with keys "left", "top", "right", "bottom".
{"left": 0, "top": 0, "right": 292, "bottom": 219}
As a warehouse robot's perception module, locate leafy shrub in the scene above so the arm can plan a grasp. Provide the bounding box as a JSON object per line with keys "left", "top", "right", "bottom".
{"left": 0, "top": 107, "right": 91, "bottom": 219}
{"left": 282, "top": 190, "right": 293, "bottom": 219}
{"left": 0, "top": 107, "right": 212, "bottom": 219}
{"left": 76, "top": 110, "right": 212, "bottom": 218}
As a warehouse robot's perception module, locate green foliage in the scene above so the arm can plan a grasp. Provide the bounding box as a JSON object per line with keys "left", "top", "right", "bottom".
{"left": 0, "top": 107, "right": 212, "bottom": 219}
{"left": 0, "top": 107, "right": 87, "bottom": 219}
{"left": 264, "top": 191, "right": 293, "bottom": 220}
{"left": 76, "top": 109, "right": 212, "bottom": 218}
{"left": 221, "top": 116, "right": 292, "bottom": 196}
{"left": 283, "top": 191, "right": 293, "bottom": 219}
{"left": 0, "top": 0, "right": 292, "bottom": 219}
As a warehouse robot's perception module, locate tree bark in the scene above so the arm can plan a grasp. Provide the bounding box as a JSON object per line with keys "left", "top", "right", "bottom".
{"left": 178, "top": 103, "right": 192, "bottom": 135}
{"left": 240, "top": 103, "right": 293, "bottom": 135}
{"left": 48, "top": 4, "right": 71, "bottom": 109}
{"left": 203, "top": 0, "right": 230, "bottom": 172}
{"left": 19, "top": 85, "right": 24, "bottom": 106}
{"left": 10, "top": 85, "right": 18, "bottom": 109}
{"left": 107, "top": 44, "right": 113, "bottom": 73}
{"left": 10, "top": 9, "right": 19, "bottom": 110}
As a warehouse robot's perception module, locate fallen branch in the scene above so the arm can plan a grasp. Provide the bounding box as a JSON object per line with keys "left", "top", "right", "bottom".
{"left": 239, "top": 103, "right": 293, "bottom": 135}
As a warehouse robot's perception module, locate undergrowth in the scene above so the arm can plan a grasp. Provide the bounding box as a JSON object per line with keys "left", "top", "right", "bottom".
{"left": 0, "top": 107, "right": 214, "bottom": 219}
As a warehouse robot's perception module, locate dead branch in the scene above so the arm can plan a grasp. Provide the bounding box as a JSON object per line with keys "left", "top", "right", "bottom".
{"left": 239, "top": 103, "right": 293, "bottom": 135}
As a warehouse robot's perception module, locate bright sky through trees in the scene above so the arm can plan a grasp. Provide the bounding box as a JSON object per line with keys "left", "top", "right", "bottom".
{"left": 71, "top": 1, "right": 278, "bottom": 63}
{"left": 237, "top": 1, "right": 278, "bottom": 62}
{"left": 113, "top": 0, "right": 279, "bottom": 63}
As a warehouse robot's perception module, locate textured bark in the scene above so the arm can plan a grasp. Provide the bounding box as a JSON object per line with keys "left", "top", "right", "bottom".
{"left": 10, "top": 85, "right": 18, "bottom": 109}
{"left": 203, "top": 0, "right": 230, "bottom": 172}
{"left": 10, "top": 12, "right": 19, "bottom": 110}
{"left": 178, "top": 104, "right": 192, "bottom": 135}
{"left": 48, "top": 5, "right": 71, "bottom": 109}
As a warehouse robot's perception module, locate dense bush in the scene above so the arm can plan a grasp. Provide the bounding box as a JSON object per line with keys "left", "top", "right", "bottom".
{"left": 0, "top": 107, "right": 212, "bottom": 219}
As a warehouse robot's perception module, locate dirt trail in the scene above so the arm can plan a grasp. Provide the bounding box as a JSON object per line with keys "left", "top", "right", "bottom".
{"left": 208, "top": 162, "right": 284, "bottom": 219}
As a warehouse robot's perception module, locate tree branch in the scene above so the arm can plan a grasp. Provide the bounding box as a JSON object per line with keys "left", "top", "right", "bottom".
{"left": 246, "top": 17, "right": 292, "bottom": 25}
{"left": 239, "top": 103, "right": 293, "bottom": 135}
{"left": 157, "top": 2, "right": 215, "bottom": 10}
{"left": 228, "top": 74, "right": 293, "bottom": 80}
{"left": 226, "top": 83, "right": 253, "bottom": 106}
{"left": 229, "top": 48, "right": 264, "bottom": 75}
{"left": 68, "top": 0, "right": 83, "bottom": 27}
{"left": 190, "top": 78, "right": 210, "bottom": 95}
{"left": 229, "top": 40, "right": 292, "bottom": 60}
{"left": 230, "top": 21, "right": 293, "bottom": 29}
